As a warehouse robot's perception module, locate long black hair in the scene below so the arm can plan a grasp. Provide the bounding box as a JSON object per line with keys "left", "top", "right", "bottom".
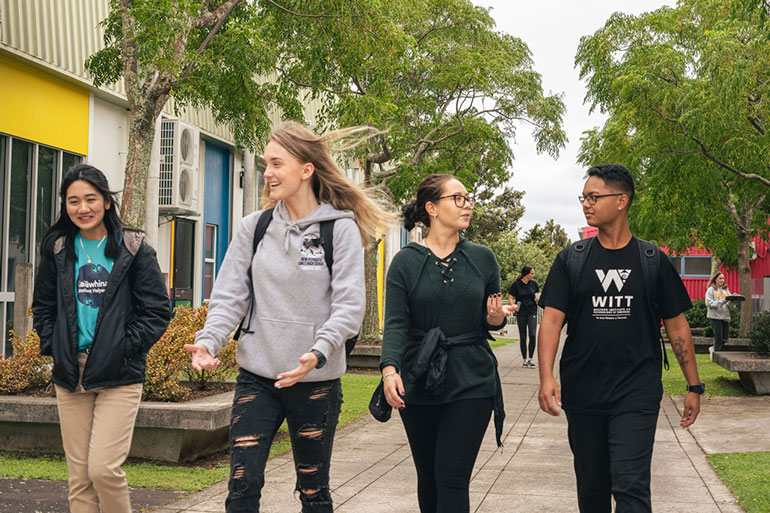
{"left": 41, "top": 163, "right": 124, "bottom": 259}
{"left": 517, "top": 265, "right": 533, "bottom": 281}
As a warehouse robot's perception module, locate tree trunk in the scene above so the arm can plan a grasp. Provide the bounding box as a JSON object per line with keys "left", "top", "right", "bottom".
{"left": 360, "top": 237, "right": 381, "bottom": 344}
{"left": 737, "top": 229, "right": 753, "bottom": 337}
{"left": 122, "top": 109, "right": 159, "bottom": 229}
{"left": 242, "top": 148, "right": 257, "bottom": 216}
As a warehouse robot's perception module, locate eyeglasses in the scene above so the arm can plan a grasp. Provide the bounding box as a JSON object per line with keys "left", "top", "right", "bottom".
{"left": 437, "top": 194, "right": 475, "bottom": 208}
{"left": 578, "top": 193, "right": 625, "bottom": 205}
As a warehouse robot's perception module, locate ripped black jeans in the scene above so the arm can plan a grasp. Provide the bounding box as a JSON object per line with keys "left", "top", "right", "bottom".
{"left": 226, "top": 368, "right": 342, "bottom": 513}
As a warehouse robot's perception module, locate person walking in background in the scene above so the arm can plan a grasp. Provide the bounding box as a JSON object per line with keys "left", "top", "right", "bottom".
{"left": 380, "top": 173, "right": 513, "bottom": 513}
{"left": 185, "top": 122, "right": 393, "bottom": 513}
{"left": 508, "top": 265, "right": 540, "bottom": 367}
{"left": 32, "top": 164, "right": 171, "bottom": 513}
{"left": 537, "top": 164, "right": 702, "bottom": 513}
{"left": 705, "top": 271, "right": 731, "bottom": 352}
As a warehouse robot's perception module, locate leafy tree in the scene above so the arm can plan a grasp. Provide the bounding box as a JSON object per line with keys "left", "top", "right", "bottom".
{"left": 522, "top": 219, "right": 571, "bottom": 262}
{"left": 87, "top": 0, "right": 565, "bottom": 343}
{"left": 266, "top": 0, "right": 566, "bottom": 341}
{"left": 575, "top": 0, "right": 770, "bottom": 335}
{"left": 86, "top": 0, "right": 313, "bottom": 228}
{"left": 489, "top": 233, "right": 550, "bottom": 291}
{"left": 464, "top": 187, "right": 525, "bottom": 245}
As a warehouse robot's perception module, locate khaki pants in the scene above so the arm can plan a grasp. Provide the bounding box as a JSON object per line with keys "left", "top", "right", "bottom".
{"left": 54, "top": 352, "right": 143, "bottom": 513}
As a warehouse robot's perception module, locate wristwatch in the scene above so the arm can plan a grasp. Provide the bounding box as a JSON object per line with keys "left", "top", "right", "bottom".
{"left": 309, "top": 349, "right": 326, "bottom": 369}
{"left": 686, "top": 382, "right": 705, "bottom": 394}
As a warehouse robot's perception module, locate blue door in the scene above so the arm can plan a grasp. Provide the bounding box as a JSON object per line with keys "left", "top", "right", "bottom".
{"left": 202, "top": 142, "right": 230, "bottom": 301}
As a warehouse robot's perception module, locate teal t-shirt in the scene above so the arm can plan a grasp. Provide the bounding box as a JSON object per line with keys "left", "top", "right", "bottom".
{"left": 74, "top": 233, "right": 114, "bottom": 351}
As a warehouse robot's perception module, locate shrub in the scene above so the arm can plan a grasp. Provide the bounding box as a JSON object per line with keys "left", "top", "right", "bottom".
{"left": 0, "top": 330, "right": 52, "bottom": 394}
{"left": 684, "top": 299, "right": 709, "bottom": 329}
{"left": 748, "top": 311, "right": 770, "bottom": 356}
{"left": 143, "top": 303, "right": 238, "bottom": 401}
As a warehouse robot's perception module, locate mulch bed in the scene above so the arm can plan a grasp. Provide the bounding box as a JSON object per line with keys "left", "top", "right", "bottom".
{"left": 0, "top": 478, "right": 183, "bottom": 513}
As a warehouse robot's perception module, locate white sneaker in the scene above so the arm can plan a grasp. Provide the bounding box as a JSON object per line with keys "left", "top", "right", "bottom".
{"left": 522, "top": 360, "right": 529, "bottom": 367}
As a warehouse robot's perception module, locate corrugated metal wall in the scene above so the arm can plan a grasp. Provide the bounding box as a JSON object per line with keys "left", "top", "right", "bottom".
{"left": 1, "top": 0, "right": 120, "bottom": 94}
{"left": 0, "top": 0, "right": 236, "bottom": 143}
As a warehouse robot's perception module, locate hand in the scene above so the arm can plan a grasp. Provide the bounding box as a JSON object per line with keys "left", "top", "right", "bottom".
{"left": 680, "top": 392, "right": 701, "bottom": 428}
{"left": 275, "top": 352, "right": 318, "bottom": 388}
{"left": 184, "top": 344, "right": 221, "bottom": 371}
{"left": 538, "top": 376, "right": 562, "bottom": 416}
{"left": 487, "top": 293, "right": 517, "bottom": 323}
{"left": 382, "top": 365, "right": 405, "bottom": 409}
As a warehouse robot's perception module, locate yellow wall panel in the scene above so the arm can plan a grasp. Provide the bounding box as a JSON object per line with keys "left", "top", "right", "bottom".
{"left": 0, "top": 55, "right": 89, "bottom": 154}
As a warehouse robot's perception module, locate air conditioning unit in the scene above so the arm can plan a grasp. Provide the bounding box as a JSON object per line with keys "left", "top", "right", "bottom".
{"left": 158, "top": 119, "right": 200, "bottom": 213}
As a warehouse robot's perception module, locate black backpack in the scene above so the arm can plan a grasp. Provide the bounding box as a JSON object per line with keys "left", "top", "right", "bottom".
{"left": 233, "top": 208, "right": 360, "bottom": 356}
{"left": 564, "top": 237, "right": 670, "bottom": 370}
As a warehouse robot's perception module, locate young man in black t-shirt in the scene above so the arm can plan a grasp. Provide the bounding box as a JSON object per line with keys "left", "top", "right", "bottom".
{"left": 537, "top": 164, "right": 703, "bottom": 513}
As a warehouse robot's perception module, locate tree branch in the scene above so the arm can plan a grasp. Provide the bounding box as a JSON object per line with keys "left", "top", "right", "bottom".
{"left": 263, "top": 0, "right": 339, "bottom": 19}
{"left": 690, "top": 135, "right": 770, "bottom": 188}
{"left": 650, "top": 106, "right": 770, "bottom": 188}
{"left": 180, "top": 0, "right": 245, "bottom": 84}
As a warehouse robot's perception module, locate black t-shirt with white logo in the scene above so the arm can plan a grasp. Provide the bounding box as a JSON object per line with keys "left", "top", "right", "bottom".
{"left": 539, "top": 237, "right": 692, "bottom": 414}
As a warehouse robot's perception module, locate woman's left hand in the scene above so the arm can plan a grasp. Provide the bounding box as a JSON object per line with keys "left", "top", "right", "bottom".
{"left": 487, "top": 293, "right": 516, "bottom": 324}
{"left": 275, "top": 352, "right": 319, "bottom": 388}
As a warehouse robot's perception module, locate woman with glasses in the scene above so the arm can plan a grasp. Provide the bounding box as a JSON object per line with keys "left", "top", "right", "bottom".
{"left": 380, "top": 173, "right": 513, "bottom": 513}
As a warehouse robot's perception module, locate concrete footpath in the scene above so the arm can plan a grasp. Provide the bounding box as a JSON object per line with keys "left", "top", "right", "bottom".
{"left": 155, "top": 333, "right": 755, "bottom": 513}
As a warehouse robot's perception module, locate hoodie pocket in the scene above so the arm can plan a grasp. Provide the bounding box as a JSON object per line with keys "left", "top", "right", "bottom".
{"left": 255, "top": 316, "right": 315, "bottom": 350}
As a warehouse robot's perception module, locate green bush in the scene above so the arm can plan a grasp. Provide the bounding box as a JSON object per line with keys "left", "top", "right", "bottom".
{"left": 143, "top": 303, "right": 238, "bottom": 401}
{"left": 0, "top": 330, "right": 52, "bottom": 394}
{"left": 748, "top": 311, "right": 770, "bottom": 356}
{"left": 684, "top": 299, "right": 709, "bottom": 329}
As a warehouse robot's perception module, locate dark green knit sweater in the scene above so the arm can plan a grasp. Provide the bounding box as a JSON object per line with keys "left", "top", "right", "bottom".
{"left": 380, "top": 237, "right": 505, "bottom": 405}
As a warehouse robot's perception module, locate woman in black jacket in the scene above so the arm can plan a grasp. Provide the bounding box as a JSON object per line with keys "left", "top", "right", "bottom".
{"left": 32, "top": 164, "right": 170, "bottom": 513}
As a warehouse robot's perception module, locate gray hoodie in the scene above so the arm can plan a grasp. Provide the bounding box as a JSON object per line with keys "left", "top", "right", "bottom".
{"left": 194, "top": 201, "right": 365, "bottom": 381}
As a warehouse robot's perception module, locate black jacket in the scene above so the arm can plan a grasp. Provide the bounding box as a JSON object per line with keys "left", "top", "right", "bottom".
{"left": 32, "top": 229, "right": 171, "bottom": 392}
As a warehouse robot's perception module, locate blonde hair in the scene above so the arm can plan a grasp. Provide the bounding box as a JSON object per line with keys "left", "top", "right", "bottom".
{"left": 262, "top": 122, "right": 397, "bottom": 243}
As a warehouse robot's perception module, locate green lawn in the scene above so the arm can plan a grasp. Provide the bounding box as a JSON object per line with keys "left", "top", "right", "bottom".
{"left": 708, "top": 452, "right": 770, "bottom": 513}
{"left": 661, "top": 354, "right": 748, "bottom": 396}
{"left": 489, "top": 336, "right": 515, "bottom": 350}
{"left": 0, "top": 373, "right": 381, "bottom": 492}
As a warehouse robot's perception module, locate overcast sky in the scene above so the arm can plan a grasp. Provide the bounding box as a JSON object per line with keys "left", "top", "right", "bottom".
{"left": 471, "top": 0, "right": 674, "bottom": 241}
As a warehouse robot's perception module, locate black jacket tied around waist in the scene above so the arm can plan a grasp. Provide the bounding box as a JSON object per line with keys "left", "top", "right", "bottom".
{"left": 406, "top": 327, "right": 506, "bottom": 447}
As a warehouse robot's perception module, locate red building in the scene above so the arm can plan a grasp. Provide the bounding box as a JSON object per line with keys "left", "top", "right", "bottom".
{"left": 579, "top": 226, "right": 770, "bottom": 302}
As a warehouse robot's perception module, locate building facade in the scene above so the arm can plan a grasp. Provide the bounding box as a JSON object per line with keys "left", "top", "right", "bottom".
{"left": 0, "top": 0, "right": 414, "bottom": 356}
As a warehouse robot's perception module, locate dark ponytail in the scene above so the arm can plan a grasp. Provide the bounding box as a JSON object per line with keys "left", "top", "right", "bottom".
{"left": 401, "top": 174, "right": 455, "bottom": 231}
{"left": 42, "top": 163, "right": 125, "bottom": 259}
{"left": 517, "top": 265, "right": 533, "bottom": 281}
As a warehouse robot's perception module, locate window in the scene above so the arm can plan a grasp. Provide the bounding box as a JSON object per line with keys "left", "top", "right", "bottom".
{"left": 204, "top": 224, "right": 217, "bottom": 300}
{"left": 0, "top": 134, "right": 82, "bottom": 356}
{"left": 669, "top": 255, "right": 712, "bottom": 277}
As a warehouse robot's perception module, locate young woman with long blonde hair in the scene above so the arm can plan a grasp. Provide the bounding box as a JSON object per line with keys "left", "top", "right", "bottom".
{"left": 185, "top": 121, "right": 393, "bottom": 512}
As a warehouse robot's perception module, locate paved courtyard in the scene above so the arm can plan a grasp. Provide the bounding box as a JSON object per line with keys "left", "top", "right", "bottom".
{"left": 154, "top": 336, "right": 750, "bottom": 513}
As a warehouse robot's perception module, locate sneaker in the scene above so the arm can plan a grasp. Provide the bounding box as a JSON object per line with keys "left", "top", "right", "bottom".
{"left": 528, "top": 360, "right": 536, "bottom": 368}
{"left": 522, "top": 360, "right": 529, "bottom": 367}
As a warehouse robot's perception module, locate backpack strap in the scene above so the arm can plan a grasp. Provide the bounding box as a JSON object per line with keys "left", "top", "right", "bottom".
{"left": 565, "top": 238, "right": 594, "bottom": 319}
{"left": 234, "top": 208, "right": 274, "bottom": 341}
{"left": 319, "top": 220, "right": 335, "bottom": 275}
{"left": 637, "top": 238, "right": 669, "bottom": 370}
{"left": 319, "top": 218, "right": 360, "bottom": 356}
